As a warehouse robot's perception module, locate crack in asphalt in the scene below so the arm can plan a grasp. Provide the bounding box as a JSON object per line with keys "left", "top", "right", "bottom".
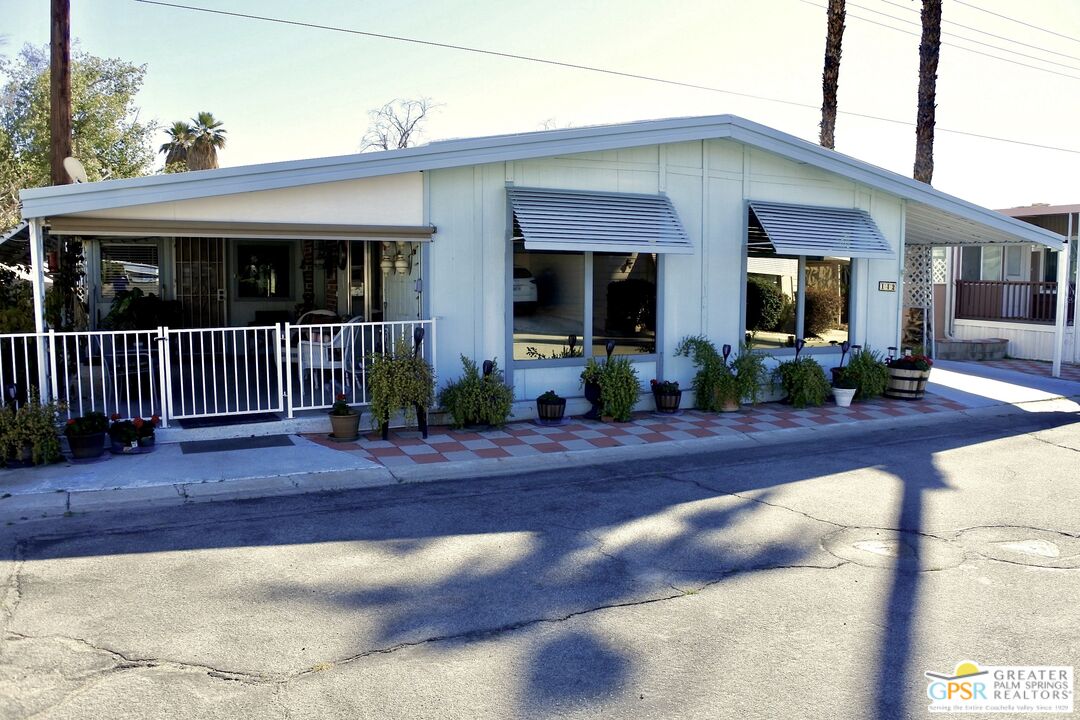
{"left": 1029, "top": 433, "right": 1080, "bottom": 455}
{"left": 1, "top": 539, "right": 26, "bottom": 631}
{"left": 0, "top": 557, "right": 852, "bottom": 702}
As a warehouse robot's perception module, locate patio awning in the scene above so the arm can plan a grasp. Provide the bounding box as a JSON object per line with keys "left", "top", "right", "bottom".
{"left": 44, "top": 217, "right": 435, "bottom": 241}
{"left": 748, "top": 201, "right": 894, "bottom": 258}
{"left": 508, "top": 186, "right": 692, "bottom": 254}
{"left": 0, "top": 222, "right": 31, "bottom": 265}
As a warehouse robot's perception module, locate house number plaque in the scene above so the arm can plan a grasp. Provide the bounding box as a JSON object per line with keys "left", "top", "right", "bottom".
{"left": 878, "top": 281, "right": 897, "bottom": 292}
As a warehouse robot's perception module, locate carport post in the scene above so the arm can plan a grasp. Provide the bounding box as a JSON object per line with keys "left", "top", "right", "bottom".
{"left": 1052, "top": 238, "right": 1071, "bottom": 378}
{"left": 28, "top": 218, "right": 49, "bottom": 402}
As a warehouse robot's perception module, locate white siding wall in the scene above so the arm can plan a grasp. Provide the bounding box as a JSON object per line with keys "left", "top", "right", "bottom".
{"left": 427, "top": 140, "right": 904, "bottom": 407}
{"left": 953, "top": 320, "right": 1075, "bottom": 361}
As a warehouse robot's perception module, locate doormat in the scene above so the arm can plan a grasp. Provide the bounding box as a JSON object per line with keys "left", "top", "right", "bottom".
{"left": 177, "top": 412, "right": 281, "bottom": 430}
{"left": 180, "top": 434, "right": 294, "bottom": 455}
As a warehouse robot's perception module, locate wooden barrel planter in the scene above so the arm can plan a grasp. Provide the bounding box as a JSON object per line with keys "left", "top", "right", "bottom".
{"left": 536, "top": 397, "right": 567, "bottom": 423}
{"left": 652, "top": 389, "right": 682, "bottom": 414}
{"left": 884, "top": 368, "right": 930, "bottom": 400}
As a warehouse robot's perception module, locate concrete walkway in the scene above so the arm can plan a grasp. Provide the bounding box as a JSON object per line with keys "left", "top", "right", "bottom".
{"left": 0, "top": 361, "right": 1077, "bottom": 524}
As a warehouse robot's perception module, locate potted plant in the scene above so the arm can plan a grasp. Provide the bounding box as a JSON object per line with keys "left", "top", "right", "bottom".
{"left": 535, "top": 390, "right": 567, "bottom": 424}
{"left": 64, "top": 410, "right": 109, "bottom": 460}
{"left": 650, "top": 379, "right": 682, "bottom": 414}
{"left": 597, "top": 356, "right": 640, "bottom": 422}
{"left": 829, "top": 341, "right": 851, "bottom": 386}
{"left": 135, "top": 415, "right": 160, "bottom": 449}
{"left": 108, "top": 415, "right": 140, "bottom": 454}
{"left": 369, "top": 347, "right": 435, "bottom": 439}
{"left": 2, "top": 395, "right": 61, "bottom": 466}
{"left": 675, "top": 337, "right": 767, "bottom": 412}
{"left": 328, "top": 393, "right": 361, "bottom": 440}
{"left": 438, "top": 356, "right": 514, "bottom": 429}
{"left": 831, "top": 367, "right": 858, "bottom": 408}
{"left": 885, "top": 350, "right": 933, "bottom": 400}
{"left": 844, "top": 346, "right": 888, "bottom": 401}
{"left": 774, "top": 340, "right": 830, "bottom": 408}
{"left": 579, "top": 358, "right": 605, "bottom": 420}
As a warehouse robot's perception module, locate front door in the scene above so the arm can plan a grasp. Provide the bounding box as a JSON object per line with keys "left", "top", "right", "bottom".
{"left": 174, "top": 237, "right": 226, "bottom": 328}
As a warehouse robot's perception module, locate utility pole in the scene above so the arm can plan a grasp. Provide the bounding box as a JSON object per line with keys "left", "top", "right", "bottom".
{"left": 50, "top": 0, "right": 72, "bottom": 186}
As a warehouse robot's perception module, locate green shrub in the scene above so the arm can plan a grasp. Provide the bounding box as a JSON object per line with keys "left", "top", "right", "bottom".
{"left": 2, "top": 394, "right": 61, "bottom": 465}
{"left": 774, "top": 357, "right": 830, "bottom": 408}
{"left": 368, "top": 349, "right": 435, "bottom": 429}
{"left": 438, "top": 356, "right": 514, "bottom": 428}
{"left": 804, "top": 286, "right": 843, "bottom": 338}
{"left": 746, "top": 276, "right": 784, "bottom": 332}
{"left": 844, "top": 346, "right": 888, "bottom": 400}
{"left": 675, "top": 336, "right": 767, "bottom": 410}
{"left": 598, "top": 356, "right": 640, "bottom": 421}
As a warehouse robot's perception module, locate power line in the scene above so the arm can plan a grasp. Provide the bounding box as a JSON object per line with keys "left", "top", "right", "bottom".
{"left": 954, "top": 0, "right": 1080, "bottom": 47}
{"left": 873, "top": 0, "right": 1080, "bottom": 65}
{"left": 801, "top": 0, "right": 1080, "bottom": 82}
{"left": 133, "top": 0, "right": 1080, "bottom": 156}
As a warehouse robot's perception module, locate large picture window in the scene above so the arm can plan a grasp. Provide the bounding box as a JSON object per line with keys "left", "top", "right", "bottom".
{"left": 237, "top": 242, "right": 291, "bottom": 299}
{"left": 512, "top": 244, "right": 658, "bottom": 361}
{"left": 745, "top": 249, "right": 851, "bottom": 349}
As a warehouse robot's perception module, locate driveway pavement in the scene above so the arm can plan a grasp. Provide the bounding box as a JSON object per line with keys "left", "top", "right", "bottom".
{"left": 2, "top": 407, "right": 1078, "bottom": 718}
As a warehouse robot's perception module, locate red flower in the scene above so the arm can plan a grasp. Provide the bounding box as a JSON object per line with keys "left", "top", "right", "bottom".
{"left": 66, "top": 418, "right": 76, "bottom": 425}
{"left": 133, "top": 418, "right": 144, "bottom": 428}
{"left": 336, "top": 393, "right": 346, "bottom": 401}
{"left": 110, "top": 413, "right": 121, "bottom": 421}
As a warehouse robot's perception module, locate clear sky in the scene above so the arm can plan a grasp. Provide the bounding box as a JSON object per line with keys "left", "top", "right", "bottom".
{"left": 3, "top": 0, "right": 1078, "bottom": 210}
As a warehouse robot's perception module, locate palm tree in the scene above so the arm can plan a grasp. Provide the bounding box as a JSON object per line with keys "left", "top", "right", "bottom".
{"left": 159, "top": 121, "right": 192, "bottom": 169}
{"left": 913, "top": 0, "right": 941, "bottom": 183}
{"left": 187, "top": 111, "right": 226, "bottom": 170}
{"left": 819, "top": 0, "right": 846, "bottom": 149}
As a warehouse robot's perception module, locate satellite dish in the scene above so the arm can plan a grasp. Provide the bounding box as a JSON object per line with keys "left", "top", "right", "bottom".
{"left": 63, "top": 156, "right": 89, "bottom": 184}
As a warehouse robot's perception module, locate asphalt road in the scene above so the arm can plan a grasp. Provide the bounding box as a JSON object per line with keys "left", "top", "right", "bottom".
{"left": 2, "top": 408, "right": 1079, "bottom": 719}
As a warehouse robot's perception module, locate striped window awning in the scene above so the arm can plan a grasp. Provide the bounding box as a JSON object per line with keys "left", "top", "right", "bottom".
{"left": 748, "top": 201, "right": 894, "bottom": 259}
{"left": 508, "top": 187, "right": 692, "bottom": 254}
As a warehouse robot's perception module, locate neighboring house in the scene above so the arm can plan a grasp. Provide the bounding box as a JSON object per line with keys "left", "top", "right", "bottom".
{"left": 1, "top": 115, "right": 1066, "bottom": 426}
{"left": 938, "top": 203, "right": 1078, "bottom": 361}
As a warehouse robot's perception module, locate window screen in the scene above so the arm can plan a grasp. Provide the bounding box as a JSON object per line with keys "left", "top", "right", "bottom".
{"left": 101, "top": 243, "right": 160, "bottom": 297}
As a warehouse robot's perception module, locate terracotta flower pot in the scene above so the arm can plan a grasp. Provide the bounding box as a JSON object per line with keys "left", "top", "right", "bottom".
{"left": 329, "top": 411, "right": 361, "bottom": 440}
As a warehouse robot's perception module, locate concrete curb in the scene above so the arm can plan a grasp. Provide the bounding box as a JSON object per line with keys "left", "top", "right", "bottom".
{"left": 2, "top": 395, "right": 1076, "bottom": 524}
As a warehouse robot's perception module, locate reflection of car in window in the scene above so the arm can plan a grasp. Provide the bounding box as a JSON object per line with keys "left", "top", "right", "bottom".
{"left": 513, "top": 266, "right": 537, "bottom": 314}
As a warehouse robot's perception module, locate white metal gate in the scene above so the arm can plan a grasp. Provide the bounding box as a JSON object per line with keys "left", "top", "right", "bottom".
{"left": 164, "top": 325, "right": 284, "bottom": 419}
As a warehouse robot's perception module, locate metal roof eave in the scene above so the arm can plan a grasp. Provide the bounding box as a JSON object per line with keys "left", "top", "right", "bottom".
{"left": 15, "top": 114, "right": 1064, "bottom": 251}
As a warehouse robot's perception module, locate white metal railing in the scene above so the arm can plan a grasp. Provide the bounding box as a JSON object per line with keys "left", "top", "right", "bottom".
{"left": 50, "top": 329, "right": 165, "bottom": 422}
{"left": 0, "top": 318, "right": 436, "bottom": 426}
{"left": 0, "top": 332, "right": 44, "bottom": 408}
{"left": 287, "top": 319, "right": 436, "bottom": 415}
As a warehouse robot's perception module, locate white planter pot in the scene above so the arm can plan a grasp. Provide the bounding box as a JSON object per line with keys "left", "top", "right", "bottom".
{"left": 833, "top": 387, "right": 856, "bottom": 408}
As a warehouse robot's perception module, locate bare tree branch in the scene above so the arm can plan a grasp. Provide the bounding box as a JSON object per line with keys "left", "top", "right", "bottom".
{"left": 360, "top": 98, "right": 438, "bottom": 151}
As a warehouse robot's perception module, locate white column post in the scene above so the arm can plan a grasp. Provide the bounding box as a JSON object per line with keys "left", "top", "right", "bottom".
{"left": 28, "top": 219, "right": 49, "bottom": 401}
{"left": 1052, "top": 238, "right": 1070, "bottom": 378}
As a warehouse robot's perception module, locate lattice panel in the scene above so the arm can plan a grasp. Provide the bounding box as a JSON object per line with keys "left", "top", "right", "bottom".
{"left": 904, "top": 245, "right": 934, "bottom": 309}
{"left": 931, "top": 248, "right": 948, "bottom": 284}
